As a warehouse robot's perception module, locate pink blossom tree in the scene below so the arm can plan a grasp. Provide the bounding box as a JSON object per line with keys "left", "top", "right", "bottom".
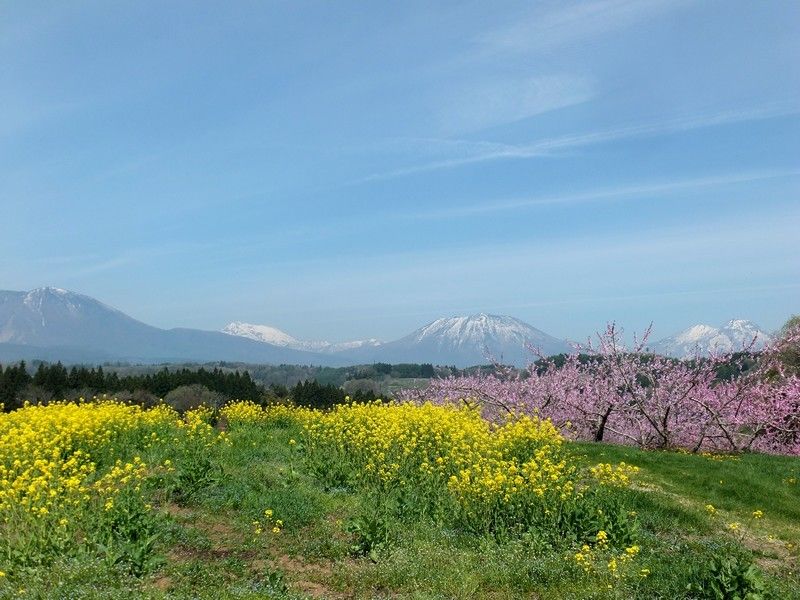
{"left": 400, "top": 323, "right": 800, "bottom": 455}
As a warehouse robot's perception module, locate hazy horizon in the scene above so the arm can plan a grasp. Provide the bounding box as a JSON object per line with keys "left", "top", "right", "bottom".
{"left": 2, "top": 2, "right": 798, "bottom": 343}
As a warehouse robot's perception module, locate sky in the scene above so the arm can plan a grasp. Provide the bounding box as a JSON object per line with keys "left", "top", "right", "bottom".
{"left": 1, "top": 0, "right": 799, "bottom": 343}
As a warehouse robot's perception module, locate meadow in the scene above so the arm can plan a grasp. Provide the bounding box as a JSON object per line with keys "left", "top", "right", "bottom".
{"left": 0, "top": 398, "right": 798, "bottom": 599}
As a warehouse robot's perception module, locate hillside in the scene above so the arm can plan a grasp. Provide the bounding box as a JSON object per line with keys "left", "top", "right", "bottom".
{"left": 2, "top": 400, "right": 797, "bottom": 599}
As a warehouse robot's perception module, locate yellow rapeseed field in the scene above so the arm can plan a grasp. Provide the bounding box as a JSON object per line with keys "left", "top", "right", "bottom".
{"left": 0, "top": 399, "right": 227, "bottom": 575}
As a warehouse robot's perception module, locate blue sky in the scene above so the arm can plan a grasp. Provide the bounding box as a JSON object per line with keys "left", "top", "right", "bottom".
{"left": 2, "top": 0, "right": 799, "bottom": 343}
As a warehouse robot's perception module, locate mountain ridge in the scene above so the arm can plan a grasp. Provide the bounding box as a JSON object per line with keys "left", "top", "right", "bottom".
{"left": 0, "top": 287, "right": 778, "bottom": 366}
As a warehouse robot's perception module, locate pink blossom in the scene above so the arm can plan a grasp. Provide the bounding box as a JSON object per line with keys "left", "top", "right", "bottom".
{"left": 400, "top": 323, "right": 800, "bottom": 455}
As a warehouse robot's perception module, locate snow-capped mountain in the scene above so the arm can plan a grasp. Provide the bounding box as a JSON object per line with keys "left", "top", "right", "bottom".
{"left": 0, "top": 290, "right": 566, "bottom": 367}
{"left": 651, "top": 319, "right": 773, "bottom": 358}
{"left": 0, "top": 288, "right": 347, "bottom": 366}
{"left": 346, "top": 313, "right": 572, "bottom": 367}
{"left": 10, "top": 288, "right": 775, "bottom": 367}
{"left": 222, "top": 321, "right": 382, "bottom": 354}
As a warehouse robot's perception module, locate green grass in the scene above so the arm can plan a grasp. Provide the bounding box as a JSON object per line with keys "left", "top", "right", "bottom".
{"left": 6, "top": 423, "right": 800, "bottom": 599}
{"left": 574, "top": 442, "right": 800, "bottom": 540}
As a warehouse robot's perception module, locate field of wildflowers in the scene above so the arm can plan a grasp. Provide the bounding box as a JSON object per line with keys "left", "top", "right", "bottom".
{"left": 0, "top": 400, "right": 227, "bottom": 585}
{"left": 0, "top": 397, "right": 798, "bottom": 598}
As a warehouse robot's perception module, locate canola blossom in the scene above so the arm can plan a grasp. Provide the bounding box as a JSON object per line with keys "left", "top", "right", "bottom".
{"left": 225, "top": 399, "right": 640, "bottom": 543}
{"left": 0, "top": 397, "right": 786, "bottom": 593}
{"left": 0, "top": 399, "right": 227, "bottom": 574}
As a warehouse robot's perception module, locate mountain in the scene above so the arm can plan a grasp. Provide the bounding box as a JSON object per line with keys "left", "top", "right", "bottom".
{"left": 221, "top": 321, "right": 382, "bottom": 353}
{"left": 0, "top": 291, "right": 566, "bottom": 368}
{"left": 0, "top": 288, "right": 346, "bottom": 366}
{"left": 651, "top": 319, "right": 773, "bottom": 357}
{"left": 343, "top": 313, "right": 572, "bottom": 367}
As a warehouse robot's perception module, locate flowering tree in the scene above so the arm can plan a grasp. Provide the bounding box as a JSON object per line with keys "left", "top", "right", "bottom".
{"left": 400, "top": 323, "right": 800, "bottom": 455}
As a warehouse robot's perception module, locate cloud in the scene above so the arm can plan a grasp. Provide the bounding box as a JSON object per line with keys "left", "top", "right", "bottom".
{"left": 477, "top": 0, "right": 681, "bottom": 55}
{"left": 237, "top": 203, "right": 800, "bottom": 279}
{"left": 437, "top": 74, "right": 594, "bottom": 134}
{"left": 355, "top": 102, "right": 800, "bottom": 183}
{"left": 408, "top": 168, "right": 800, "bottom": 219}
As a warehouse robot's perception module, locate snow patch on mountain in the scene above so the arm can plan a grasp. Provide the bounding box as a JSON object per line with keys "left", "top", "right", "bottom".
{"left": 222, "top": 321, "right": 382, "bottom": 354}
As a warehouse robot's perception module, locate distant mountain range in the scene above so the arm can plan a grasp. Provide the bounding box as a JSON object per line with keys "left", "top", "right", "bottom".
{"left": 0, "top": 288, "right": 345, "bottom": 366}
{"left": 221, "top": 314, "right": 571, "bottom": 366}
{"left": 0, "top": 287, "right": 778, "bottom": 367}
{"left": 650, "top": 319, "right": 773, "bottom": 358}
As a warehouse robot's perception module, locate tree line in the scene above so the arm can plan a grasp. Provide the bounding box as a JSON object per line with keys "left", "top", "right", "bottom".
{"left": 0, "top": 361, "right": 385, "bottom": 413}
{"left": 0, "top": 363, "right": 260, "bottom": 412}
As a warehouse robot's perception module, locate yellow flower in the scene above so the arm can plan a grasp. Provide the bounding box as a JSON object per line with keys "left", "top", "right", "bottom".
{"left": 752, "top": 510, "right": 763, "bottom": 519}
{"left": 705, "top": 504, "right": 716, "bottom": 514}
{"left": 625, "top": 545, "right": 640, "bottom": 557}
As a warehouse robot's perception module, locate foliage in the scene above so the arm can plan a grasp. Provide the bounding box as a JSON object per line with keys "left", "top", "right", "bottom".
{"left": 778, "top": 315, "right": 800, "bottom": 377}
{"left": 289, "top": 379, "right": 381, "bottom": 409}
{"left": 345, "top": 512, "right": 393, "bottom": 561}
{"left": 164, "top": 384, "right": 225, "bottom": 413}
{"left": 687, "top": 550, "right": 767, "bottom": 599}
{"left": 0, "top": 363, "right": 261, "bottom": 412}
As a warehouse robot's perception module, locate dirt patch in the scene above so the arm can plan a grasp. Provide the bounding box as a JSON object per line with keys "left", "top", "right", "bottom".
{"left": 163, "top": 507, "right": 254, "bottom": 564}
{"left": 252, "top": 554, "right": 348, "bottom": 599}
{"left": 162, "top": 502, "right": 195, "bottom": 520}
{"left": 151, "top": 575, "right": 173, "bottom": 592}
{"left": 204, "top": 518, "right": 240, "bottom": 547}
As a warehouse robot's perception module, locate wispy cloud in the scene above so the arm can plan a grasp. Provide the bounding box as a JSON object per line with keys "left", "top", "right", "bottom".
{"left": 408, "top": 168, "right": 800, "bottom": 219}
{"left": 481, "top": 283, "right": 800, "bottom": 312}
{"left": 354, "top": 103, "right": 799, "bottom": 183}
{"left": 437, "top": 74, "right": 594, "bottom": 134}
{"left": 477, "top": 0, "right": 682, "bottom": 55}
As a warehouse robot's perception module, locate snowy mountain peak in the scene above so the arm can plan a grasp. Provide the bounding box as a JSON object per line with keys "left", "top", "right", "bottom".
{"left": 221, "top": 321, "right": 382, "bottom": 354}
{"left": 673, "top": 324, "right": 718, "bottom": 344}
{"left": 416, "top": 314, "right": 541, "bottom": 347}
{"left": 380, "top": 313, "right": 572, "bottom": 365}
{"left": 653, "top": 319, "right": 773, "bottom": 357}
{"left": 724, "top": 318, "right": 759, "bottom": 331}
{"left": 222, "top": 322, "right": 301, "bottom": 347}
{"left": 24, "top": 286, "right": 70, "bottom": 306}
{"left": 28, "top": 286, "right": 70, "bottom": 296}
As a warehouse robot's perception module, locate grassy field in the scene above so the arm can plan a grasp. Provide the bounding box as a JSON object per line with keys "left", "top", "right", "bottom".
{"left": 1, "top": 401, "right": 799, "bottom": 599}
